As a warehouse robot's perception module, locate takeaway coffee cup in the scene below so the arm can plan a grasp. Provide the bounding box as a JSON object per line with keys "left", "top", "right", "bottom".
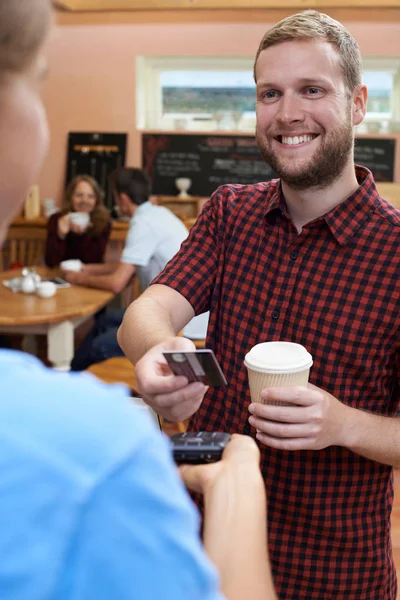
{"left": 244, "top": 341, "right": 313, "bottom": 405}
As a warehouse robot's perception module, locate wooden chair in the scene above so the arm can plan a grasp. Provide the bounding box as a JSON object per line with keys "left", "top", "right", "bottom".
{"left": 85, "top": 357, "right": 187, "bottom": 436}
{"left": 375, "top": 182, "right": 400, "bottom": 210}
{"left": 104, "top": 223, "right": 127, "bottom": 263}
{"left": 121, "top": 273, "right": 142, "bottom": 309}
{"left": 86, "top": 356, "right": 138, "bottom": 391}
{"left": 193, "top": 338, "right": 206, "bottom": 349}
{"left": 104, "top": 223, "right": 142, "bottom": 309}
{"left": 182, "top": 216, "right": 197, "bottom": 230}
{"left": 0, "top": 226, "right": 47, "bottom": 271}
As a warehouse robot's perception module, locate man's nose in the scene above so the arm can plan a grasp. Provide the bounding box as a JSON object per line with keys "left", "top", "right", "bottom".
{"left": 276, "top": 92, "right": 305, "bottom": 125}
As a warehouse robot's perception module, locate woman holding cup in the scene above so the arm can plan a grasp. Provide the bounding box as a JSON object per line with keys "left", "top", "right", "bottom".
{"left": 45, "top": 174, "right": 111, "bottom": 267}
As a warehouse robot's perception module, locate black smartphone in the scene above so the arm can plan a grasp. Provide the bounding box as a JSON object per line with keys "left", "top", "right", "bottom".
{"left": 162, "top": 349, "right": 227, "bottom": 387}
{"left": 171, "top": 431, "right": 231, "bottom": 464}
{"left": 44, "top": 277, "right": 70, "bottom": 288}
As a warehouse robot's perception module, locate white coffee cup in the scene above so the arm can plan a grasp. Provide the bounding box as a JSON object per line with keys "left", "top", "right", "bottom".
{"left": 36, "top": 281, "right": 57, "bottom": 298}
{"left": 69, "top": 212, "right": 90, "bottom": 229}
{"left": 244, "top": 341, "right": 313, "bottom": 405}
{"left": 60, "top": 259, "right": 83, "bottom": 272}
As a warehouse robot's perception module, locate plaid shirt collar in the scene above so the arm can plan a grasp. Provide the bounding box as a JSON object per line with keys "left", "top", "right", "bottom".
{"left": 264, "top": 165, "right": 379, "bottom": 246}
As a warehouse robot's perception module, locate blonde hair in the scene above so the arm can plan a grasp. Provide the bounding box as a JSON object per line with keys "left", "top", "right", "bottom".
{"left": 254, "top": 10, "right": 362, "bottom": 93}
{"left": 62, "top": 175, "right": 111, "bottom": 237}
{"left": 0, "top": 1, "right": 52, "bottom": 77}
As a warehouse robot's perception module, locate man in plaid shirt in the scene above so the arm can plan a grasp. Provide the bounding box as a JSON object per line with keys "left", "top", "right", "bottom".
{"left": 119, "top": 10, "right": 400, "bottom": 600}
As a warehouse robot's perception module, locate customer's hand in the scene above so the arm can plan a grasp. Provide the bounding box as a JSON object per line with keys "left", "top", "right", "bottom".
{"left": 57, "top": 213, "right": 72, "bottom": 238}
{"left": 69, "top": 222, "right": 86, "bottom": 235}
{"left": 62, "top": 270, "right": 85, "bottom": 286}
{"left": 135, "top": 336, "right": 208, "bottom": 422}
{"left": 248, "top": 383, "right": 348, "bottom": 451}
{"left": 180, "top": 434, "right": 261, "bottom": 497}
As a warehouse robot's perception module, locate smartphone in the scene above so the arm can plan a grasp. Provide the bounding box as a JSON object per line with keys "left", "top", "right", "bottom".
{"left": 171, "top": 431, "right": 231, "bottom": 464}
{"left": 44, "top": 277, "right": 70, "bottom": 288}
{"left": 163, "top": 349, "right": 227, "bottom": 387}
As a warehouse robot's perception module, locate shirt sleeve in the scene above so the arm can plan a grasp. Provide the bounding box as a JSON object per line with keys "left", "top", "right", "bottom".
{"left": 152, "top": 191, "right": 222, "bottom": 315}
{"left": 45, "top": 213, "right": 67, "bottom": 268}
{"left": 61, "top": 423, "right": 224, "bottom": 600}
{"left": 121, "top": 220, "right": 157, "bottom": 267}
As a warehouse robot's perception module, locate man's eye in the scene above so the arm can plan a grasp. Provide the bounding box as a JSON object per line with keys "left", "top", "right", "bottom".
{"left": 306, "top": 87, "right": 321, "bottom": 96}
{"left": 263, "top": 90, "right": 278, "bottom": 100}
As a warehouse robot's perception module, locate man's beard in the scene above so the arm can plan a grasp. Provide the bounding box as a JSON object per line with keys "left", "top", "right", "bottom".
{"left": 256, "top": 117, "right": 354, "bottom": 191}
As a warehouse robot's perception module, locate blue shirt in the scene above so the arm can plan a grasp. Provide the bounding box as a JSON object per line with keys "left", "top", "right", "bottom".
{"left": 0, "top": 350, "right": 223, "bottom": 600}
{"left": 121, "top": 202, "right": 188, "bottom": 290}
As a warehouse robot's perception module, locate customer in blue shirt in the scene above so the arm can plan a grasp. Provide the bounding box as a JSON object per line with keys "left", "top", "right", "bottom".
{"left": 0, "top": 2, "right": 275, "bottom": 600}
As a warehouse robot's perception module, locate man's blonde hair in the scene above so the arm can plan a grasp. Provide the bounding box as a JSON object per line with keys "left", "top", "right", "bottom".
{"left": 254, "top": 10, "right": 362, "bottom": 92}
{"left": 0, "top": 1, "right": 52, "bottom": 77}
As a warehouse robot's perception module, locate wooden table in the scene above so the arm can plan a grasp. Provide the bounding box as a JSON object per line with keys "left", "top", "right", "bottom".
{"left": 0, "top": 267, "right": 114, "bottom": 370}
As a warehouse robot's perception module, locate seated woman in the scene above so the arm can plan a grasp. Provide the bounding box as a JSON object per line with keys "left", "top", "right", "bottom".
{"left": 45, "top": 174, "right": 111, "bottom": 267}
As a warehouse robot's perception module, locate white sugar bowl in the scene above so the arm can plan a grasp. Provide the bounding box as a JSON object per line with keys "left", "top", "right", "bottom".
{"left": 36, "top": 281, "right": 57, "bottom": 298}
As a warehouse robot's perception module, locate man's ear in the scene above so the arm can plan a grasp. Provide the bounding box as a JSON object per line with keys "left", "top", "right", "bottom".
{"left": 119, "top": 192, "right": 130, "bottom": 205}
{"left": 352, "top": 84, "right": 368, "bottom": 127}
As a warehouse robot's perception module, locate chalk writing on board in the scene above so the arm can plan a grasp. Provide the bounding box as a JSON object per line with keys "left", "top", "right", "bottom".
{"left": 142, "top": 133, "right": 396, "bottom": 196}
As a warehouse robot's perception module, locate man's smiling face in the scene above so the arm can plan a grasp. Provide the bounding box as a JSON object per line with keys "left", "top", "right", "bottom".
{"left": 255, "top": 38, "right": 357, "bottom": 190}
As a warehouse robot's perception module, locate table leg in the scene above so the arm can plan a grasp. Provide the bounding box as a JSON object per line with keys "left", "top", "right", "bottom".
{"left": 47, "top": 321, "right": 74, "bottom": 371}
{"left": 22, "top": 334, "right": 38, "bottom": 356}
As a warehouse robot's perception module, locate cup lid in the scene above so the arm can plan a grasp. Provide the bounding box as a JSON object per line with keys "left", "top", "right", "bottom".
{"left": 244, "top": 341, "right": 313, "bottom": 374}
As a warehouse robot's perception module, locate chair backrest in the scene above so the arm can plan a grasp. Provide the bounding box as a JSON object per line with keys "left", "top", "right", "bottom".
{"left": 375, "top": 183, "right": 400, "bottom": 209}
{"left": 121, "top": 274, "right": 142, "bottom": 309}
{"left": 104, "top": 225, "right": 127, "bottom": 263}
{"left": 0, "top": 226, "right": 47, "bottom": 271}
{"left": 181, "top": 216, "right": 197, "bottom": 230}
{"left": 85, "top": 357, "right": 187, "bottom": 435}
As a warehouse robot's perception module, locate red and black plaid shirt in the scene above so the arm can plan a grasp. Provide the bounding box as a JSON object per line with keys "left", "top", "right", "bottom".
{"left": 153, "top": 166, "right": 400, "bottom": 599}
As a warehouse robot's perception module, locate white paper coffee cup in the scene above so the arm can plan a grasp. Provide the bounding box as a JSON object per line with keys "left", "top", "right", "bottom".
{"left": 244, "top": 341, "right": 313, "bottom": 405}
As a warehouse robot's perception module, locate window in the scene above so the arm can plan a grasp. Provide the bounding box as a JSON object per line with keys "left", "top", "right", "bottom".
{"left": 364, "top": 71, "right": 393, "bottom": 117}
{"left": 160, "top": 69, "right": 255, "bottom": 128}
{"left": 136, "top": 57, "right": 256, "bottom": 131}
{"left": 137, "top": 56, "right": 400, "bottom": 133}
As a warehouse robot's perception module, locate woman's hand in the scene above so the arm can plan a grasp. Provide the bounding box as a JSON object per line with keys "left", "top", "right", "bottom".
{"left": 57, "top": 213, "right": 71, "bottom": 238}
{"left": 70, "top": 220, "right": 92, "bottom": 235}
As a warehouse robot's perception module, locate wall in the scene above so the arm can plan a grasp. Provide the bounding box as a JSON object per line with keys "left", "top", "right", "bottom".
{"left": 38, "top": 17, "right": 400, "bottom": 202}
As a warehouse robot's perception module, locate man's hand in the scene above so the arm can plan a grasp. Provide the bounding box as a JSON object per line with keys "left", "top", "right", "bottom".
{"left": 80, "top": 264, "right": 96, "bottom": 275}
{"left": 62, "top": 270, "right": 86, "bottom": 286}
{"left": 180, "top": 434, "right": 261, "bottom": 496}
{"left": 248, "top": 383, "right": 348, "bottom": 451}
{"left": 135, "top": 336, "right": 208, "bottom": 422}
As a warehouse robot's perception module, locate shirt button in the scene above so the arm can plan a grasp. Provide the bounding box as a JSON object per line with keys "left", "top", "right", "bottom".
{"left": 272, "top": 310, "right": 279, "bottom": 320}
{"left": 290, "top": 251, "right": 298, "bottom": 260}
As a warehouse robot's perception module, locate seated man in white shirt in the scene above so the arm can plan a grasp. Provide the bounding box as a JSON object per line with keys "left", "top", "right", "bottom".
{"left": 65, "top": 168, "right": 190, "bottom": 370}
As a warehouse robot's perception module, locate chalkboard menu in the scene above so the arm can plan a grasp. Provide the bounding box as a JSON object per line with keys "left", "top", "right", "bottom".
{"left": 354, "top": 138, "right": 395, "bottom": 182}
{"left": 142, "top": 133, "right": 396, "bottom": 196}
{"left": 142, "top": 133, "right": 276, "bottom": 196}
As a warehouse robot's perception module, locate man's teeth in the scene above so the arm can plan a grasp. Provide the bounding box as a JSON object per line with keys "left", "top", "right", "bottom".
{"left": 281, "top": 135, "right": 314, "bottom": 145}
